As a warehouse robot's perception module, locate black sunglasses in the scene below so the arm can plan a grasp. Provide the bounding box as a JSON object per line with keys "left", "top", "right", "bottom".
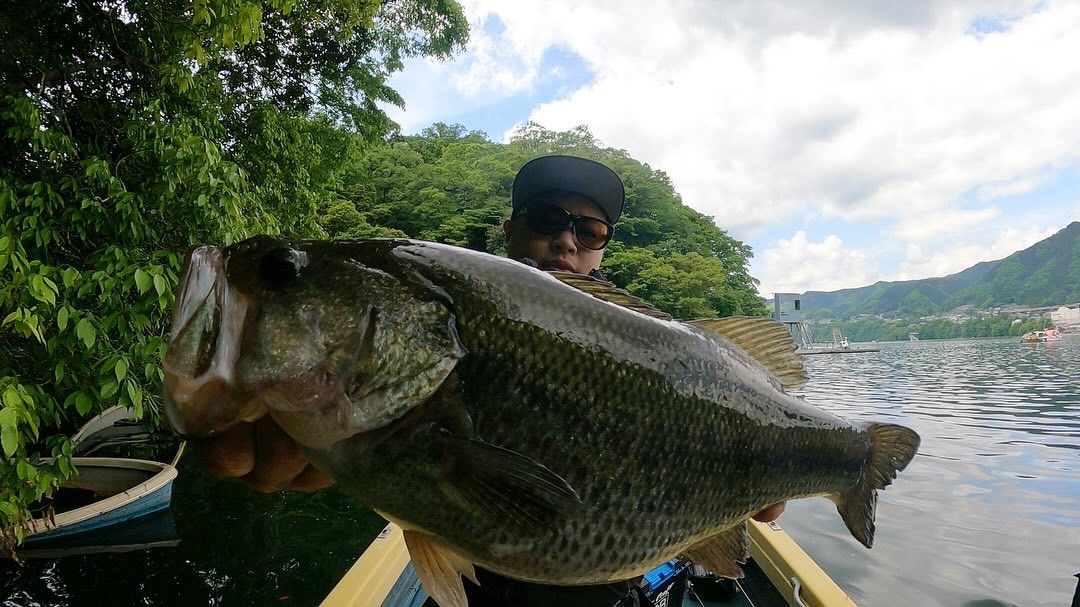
{"left": 520, "top": 204, "right": 614, "bottom": 250}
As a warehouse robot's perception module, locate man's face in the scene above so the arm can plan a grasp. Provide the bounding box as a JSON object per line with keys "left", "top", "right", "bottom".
{"left": 503, "top": 194, "right": 609, "bottom": 275}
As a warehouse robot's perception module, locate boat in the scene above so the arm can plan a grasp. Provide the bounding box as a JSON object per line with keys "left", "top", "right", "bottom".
{"left": 908, "top": 332, "right": 919, "bottom": 341}
{"left": 320, "top": 520, "right": 856, "bottom": 607}
{"left": 14, "top": 406, "right": 184, "bottom": 558}
{"left": 1021, "top": 328, "right": 1063, "bottom": 343}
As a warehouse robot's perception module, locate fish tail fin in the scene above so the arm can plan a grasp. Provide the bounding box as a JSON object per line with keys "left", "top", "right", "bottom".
{"left": 834, "top": 423, "right": 920, "bottom": 548}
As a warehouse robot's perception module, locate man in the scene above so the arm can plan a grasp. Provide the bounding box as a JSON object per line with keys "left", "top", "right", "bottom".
{"left": 503, "top": 154, "right": 621, "bottom": 279}
{"left": 199, "top": 154, "right": 783, "bottom": 604}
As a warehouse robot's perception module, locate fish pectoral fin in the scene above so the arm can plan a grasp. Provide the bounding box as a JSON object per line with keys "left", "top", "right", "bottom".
{"left": 832, "top": 422, "right": 921, "bottom": 548}
{"left": 686, "top": 317, "right": 808, "bottom": 390}
{"left": 683, "top": 522, "right": 750, "bottom": 579}
{"left": 403, "top": 529, "right": 478, "bottom": 607}
{"left": 434, "top": 428, "right": 583, "bottom": 535}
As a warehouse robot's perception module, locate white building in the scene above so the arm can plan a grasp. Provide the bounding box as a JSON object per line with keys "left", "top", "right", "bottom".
{"left": 1051, "top": 305, "right": 1080, "bottom": 333}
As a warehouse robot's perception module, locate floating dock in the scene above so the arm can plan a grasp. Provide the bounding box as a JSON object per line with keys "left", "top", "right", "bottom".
{"left": 771, "top": 294, "right": 880, "bottom": 355}
{"left": 796, "top": 343, "right": 881, "bottom": 355}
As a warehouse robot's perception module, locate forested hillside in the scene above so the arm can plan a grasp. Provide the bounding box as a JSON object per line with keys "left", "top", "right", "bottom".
{"left": 323, "top": 122, "right": 767, "bottom": 320}
{"left": 946, "top": 221, "right": 1080, "bottom": 307}
{"left": 799, "top": 222, "right": 1080, "bottom": 318}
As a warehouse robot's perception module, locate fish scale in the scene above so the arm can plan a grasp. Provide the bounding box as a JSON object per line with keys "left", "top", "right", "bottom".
{"left": 163, "top": 236, "right": 920, "bottom": 605}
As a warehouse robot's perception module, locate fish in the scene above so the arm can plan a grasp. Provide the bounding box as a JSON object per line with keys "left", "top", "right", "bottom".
{"left": 162, "top": 235, "right": 921, "bottom": 607}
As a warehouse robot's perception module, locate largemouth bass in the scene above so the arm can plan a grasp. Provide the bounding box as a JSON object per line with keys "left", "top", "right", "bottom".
{"left": 163, "top": 236, "right": 920, "bottom": 607}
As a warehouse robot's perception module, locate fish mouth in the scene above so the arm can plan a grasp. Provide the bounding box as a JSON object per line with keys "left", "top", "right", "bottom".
{"left": 162, "top": 245, "right": 260, "bottom": 438}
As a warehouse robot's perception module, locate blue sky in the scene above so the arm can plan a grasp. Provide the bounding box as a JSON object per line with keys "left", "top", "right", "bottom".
{"left": 383, "top": 0, "right": 1080, "bottom": 297}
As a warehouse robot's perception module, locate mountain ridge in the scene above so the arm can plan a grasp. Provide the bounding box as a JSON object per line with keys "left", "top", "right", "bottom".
{"left": 792, "top": 221, "right": 1080, "bottom": 319}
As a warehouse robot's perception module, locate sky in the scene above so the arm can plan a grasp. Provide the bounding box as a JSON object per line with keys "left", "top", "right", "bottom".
{"left": 381, "top": 0, "right": 1080, "bottom": 296}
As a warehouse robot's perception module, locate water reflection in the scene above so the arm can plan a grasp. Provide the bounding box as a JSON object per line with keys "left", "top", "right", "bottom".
{"left": 1, "top": 459, "right": 387, "bottom": 606}
{"left": 784, "top": 336, "right": 1080, "bottom": 607}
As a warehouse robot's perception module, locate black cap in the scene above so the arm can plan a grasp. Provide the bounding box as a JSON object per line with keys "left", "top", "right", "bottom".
{"left": 512, "top": 155, "right": 625, "bottom": 223}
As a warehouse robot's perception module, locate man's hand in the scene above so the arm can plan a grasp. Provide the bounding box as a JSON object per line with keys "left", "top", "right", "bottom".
{"left": 197, "top": 416, "right": 334, "bottom": 493}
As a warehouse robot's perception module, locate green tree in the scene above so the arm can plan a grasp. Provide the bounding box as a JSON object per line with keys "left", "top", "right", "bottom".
{"left": 0, "top": 0, "right": 467, "bottom": 547}
{"left": 333, "top": 123, "right": 768, "bottom": 318}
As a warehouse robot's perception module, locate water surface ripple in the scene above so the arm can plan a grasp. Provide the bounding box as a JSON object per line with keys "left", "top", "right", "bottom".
{"left": 783, "top": 336, "right": 1080, "bottom": 607}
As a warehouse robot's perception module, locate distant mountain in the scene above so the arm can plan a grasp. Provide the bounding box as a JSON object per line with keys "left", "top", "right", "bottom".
{"left": 794, "top": 221, "right": 1080, "bottom": 319}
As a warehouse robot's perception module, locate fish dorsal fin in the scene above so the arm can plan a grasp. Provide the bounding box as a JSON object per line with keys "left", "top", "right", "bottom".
{"left": 548, "top": 271, "right": 673, "bottom": 321}
{"left": 403, "top": 529, "right": 479, "bottom": 607}
{"left": 687, "top": 317, "right": 808, "bottom": 390}
{"left": 683, "top": 522, "right": 750, "bottom": 579}
{"left": 433, "top": 429, "right": 584, "bottom": 536}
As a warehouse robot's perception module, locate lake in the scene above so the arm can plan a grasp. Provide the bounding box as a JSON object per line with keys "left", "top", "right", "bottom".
{"left": 3, "top": 336, "right": 1078, "bottom": 606}
{"left": 784, "top": 336, "right": 1080, "bottom": 607}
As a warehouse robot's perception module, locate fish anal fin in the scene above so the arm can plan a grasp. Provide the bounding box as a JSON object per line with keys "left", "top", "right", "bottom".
{"left": 683, "top": 522, "right": 750, "bottom": 579}
{"left": 687, "top": 317, "right": 808, "bottom": 390}
{"left": 402, "top": 529, "right": 478, "bottom": 607}
{"left": 548, "top": 271, "right": 674, "bottom": 320}
{"left": 434, "top": 429, "right": 583, "bottom": 537}
{"left": 833, "top": 422, "right": 921, "bottom": 548}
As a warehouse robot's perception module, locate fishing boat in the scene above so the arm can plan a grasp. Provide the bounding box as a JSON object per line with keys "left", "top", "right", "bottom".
{"left": 320, "top": 520, "right": 856, "bottom": 607}
{"left": 15, "top": 407, "right": 184, "bottom": 557}
{"left": 1020, "top": 328, "right": 1063, "bottom": 343}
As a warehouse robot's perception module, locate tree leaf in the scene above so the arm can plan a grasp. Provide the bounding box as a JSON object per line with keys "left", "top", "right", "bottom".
{"left": 62, "top": 267, "right": 78, "bottom": 288}
{"left": 134, "top": 268, "right": 153, "bottom": 293}
{"left": 125, "top": 380, "right": 143, "bottom": 415}
{"left": 74, "top": 392, "right": 93, "bottom": 416}
{"left": 2, "top": 386, "right": 23, "bottom": 407}
{"left": 76, "top": 318, "right": 96, "bottom": 349}
{"left": 57, "top": 305, "right": 69, "bottom": 331}
{"left": 153, "top": 273, "right": 167, "bottom": 297}
{"left": 100, "top": 380, "right": 119, "bottom": 400}
{"left": 17, "top": 459, "right": 35, "bottom": 481}
{"left": 114, "top": 357, "right": 128, "bottom": 382}
{"left": 0, "top": 407, "right": 19, "bottom": 458}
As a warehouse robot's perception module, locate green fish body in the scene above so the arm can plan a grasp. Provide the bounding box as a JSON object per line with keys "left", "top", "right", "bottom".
{"left": 163, "top": 236, "right": 920, "bottom": 607}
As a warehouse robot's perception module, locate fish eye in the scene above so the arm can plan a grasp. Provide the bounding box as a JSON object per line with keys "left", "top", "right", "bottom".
{"left": 259, "top": 246, "right": 308, "bottom": 286}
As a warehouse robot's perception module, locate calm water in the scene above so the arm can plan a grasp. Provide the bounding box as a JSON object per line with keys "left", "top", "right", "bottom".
{"left": 3, "top": 337, "right": 1078, "bottom": 606}
{"left": 783, "top": 336, "right": 1080, "bottom": 607}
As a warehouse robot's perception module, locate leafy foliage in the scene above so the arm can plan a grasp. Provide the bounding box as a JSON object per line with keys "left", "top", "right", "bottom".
{"left": 326, "top": 122, "right": 768, "bottom": 319}
{"left": 0, "top": 0, "right": 466, "bottom": 547}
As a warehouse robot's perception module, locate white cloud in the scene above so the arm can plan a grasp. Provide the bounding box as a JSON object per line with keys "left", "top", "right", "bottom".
{"left": 386, "top": 1, "right": 1080, "bottom": 294}
{"left": 892, "top": 207, "right": 1001, "bottom": 241}
{"left": 755, "top": 231, "right": 878, "bottom": 295}
{"left": 897, "top": 224, "right": 1059, "bottom": 279}
{"left": 444, "top": 1, "right": 1080, "bottom": 237}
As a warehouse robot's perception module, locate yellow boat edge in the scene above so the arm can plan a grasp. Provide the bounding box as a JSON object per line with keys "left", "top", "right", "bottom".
{"left": 321, "top": 523, "right": 411, "bottom": 607}
{"left": 748, "top": 519, "right": 858, "bottom": 607}
{"left": 320, "top": 520, "right": 857, "bottom": 607}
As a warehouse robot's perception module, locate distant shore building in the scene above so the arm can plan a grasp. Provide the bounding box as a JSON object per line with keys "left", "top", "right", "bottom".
{"left": 1051, "top": 305, "right": 1080, "bottom": 333}
{"left": 771, "top": 292, "right": 803, "bottom": 323}
{"left": 772, "top": 293, "right": 813, "bottom": 349}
